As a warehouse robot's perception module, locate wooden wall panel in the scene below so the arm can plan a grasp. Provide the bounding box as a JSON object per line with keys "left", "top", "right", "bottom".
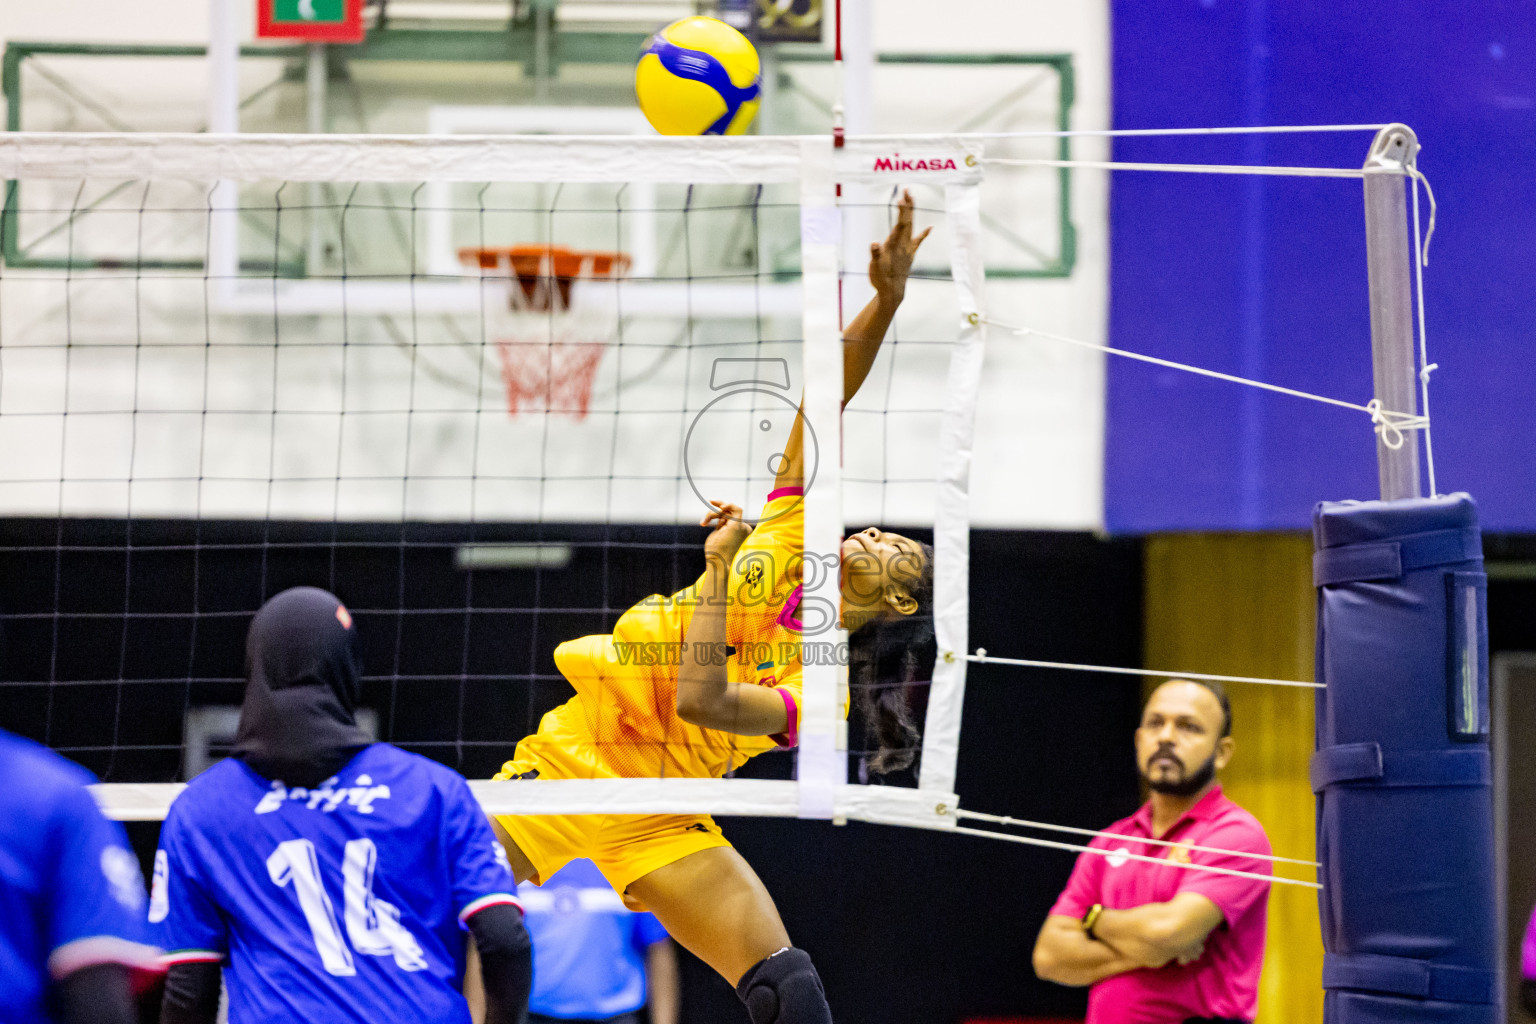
{"left": 1144, "top": 533, "right": 1321, "bottom": 1024}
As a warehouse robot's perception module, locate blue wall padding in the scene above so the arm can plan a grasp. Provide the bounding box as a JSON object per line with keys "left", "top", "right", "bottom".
{"left": 1313, "top": 493, "right": 1494, "bottom": 1023}
{"left": 1108, "top": 2, "right": 1536, "bottom": 532}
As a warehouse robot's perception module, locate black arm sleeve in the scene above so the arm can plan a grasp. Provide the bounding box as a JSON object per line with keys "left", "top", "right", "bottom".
{"left": 158, "top": 961, "right": 222, "bottom": 1024}
{"left": 466, "top": 903, "right": 532, "bottom": 1024}
{"left": 54, "top": 963, "right": 136, "bottom": 1024}
{"left": 1521, "top": 977, "right": 1536, "bottom": 1016}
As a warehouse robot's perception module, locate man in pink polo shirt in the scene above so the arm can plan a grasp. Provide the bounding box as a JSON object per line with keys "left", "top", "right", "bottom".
{"left": 1032, "top": 679, "right": 1272, "bottom": 1024}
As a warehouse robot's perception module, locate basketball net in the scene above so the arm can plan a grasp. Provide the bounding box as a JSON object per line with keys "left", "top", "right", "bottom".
{"left": 460, "top": 246, "right": 631, "bottom": 420}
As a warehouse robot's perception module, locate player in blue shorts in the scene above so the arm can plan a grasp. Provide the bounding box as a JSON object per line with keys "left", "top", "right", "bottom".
{"left": 149, "top": 587, "right": 532, "bottom": 1024}
{"left": 0, "top": 727, "right": 162, "bottom": 1024}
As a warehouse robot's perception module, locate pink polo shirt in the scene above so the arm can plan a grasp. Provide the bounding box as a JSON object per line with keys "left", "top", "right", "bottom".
{"left": 1049, "top": 785, "right": 1271, "bottom": 1024}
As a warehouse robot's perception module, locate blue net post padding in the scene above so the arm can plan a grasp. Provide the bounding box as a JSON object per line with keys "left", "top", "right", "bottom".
{"left": 1313, "top": 493, "right": 1495, "bottom": 1024}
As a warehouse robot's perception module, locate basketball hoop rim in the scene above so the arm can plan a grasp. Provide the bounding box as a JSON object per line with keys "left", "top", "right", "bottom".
{"left": 457, "top": 244, "right": 632, "bottom": 279}
{"left": 459, "top": 244, "right": 633, "bottom": 315}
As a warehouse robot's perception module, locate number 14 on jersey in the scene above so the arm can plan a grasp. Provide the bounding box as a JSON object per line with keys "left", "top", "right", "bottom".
{"left": 268, "top": 838, "right": 428, "bottom": 976}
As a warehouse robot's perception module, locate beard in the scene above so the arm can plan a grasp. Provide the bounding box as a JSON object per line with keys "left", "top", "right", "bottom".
{"left": 1143, "top": 748, "right": 1218, "bottom": 797}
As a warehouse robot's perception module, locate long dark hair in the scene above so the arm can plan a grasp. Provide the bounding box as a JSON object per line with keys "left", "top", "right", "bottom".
{"left": 848, "top": 541, "right": 935, "bottom": 777}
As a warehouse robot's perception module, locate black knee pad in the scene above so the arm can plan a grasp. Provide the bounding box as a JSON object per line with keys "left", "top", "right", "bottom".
{"left": 735, "top": 947, "right": 832, "bottom": 1024}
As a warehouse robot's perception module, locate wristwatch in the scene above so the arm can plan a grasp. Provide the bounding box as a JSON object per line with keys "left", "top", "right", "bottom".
{"left": 1081, "top": 903, "right": 1104, "bottom": 940}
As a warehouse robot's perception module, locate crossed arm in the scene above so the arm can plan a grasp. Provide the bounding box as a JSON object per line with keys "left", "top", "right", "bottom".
{"left": 1031, "top": 893, "right": 1226, "bottom": 987}
{"left": 674, "top": 195, "right": 928, "bottom": 736}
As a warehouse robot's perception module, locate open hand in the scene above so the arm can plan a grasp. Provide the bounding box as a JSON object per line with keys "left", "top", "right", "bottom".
{"left": 701, "top": 500, "right": 752, "bottom": 565}
{"left": 868, "top": 189, "right": 933, "bottom": 303}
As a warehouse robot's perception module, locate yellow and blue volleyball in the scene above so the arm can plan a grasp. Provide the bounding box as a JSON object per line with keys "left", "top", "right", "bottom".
{"left": 635, "top": 17, "right": 761, "bottom": 136}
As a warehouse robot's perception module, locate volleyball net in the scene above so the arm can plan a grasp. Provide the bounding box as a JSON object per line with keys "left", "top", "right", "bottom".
{"left": 0, "top": 131, "right": 987, "bottom": 830}
{"left": 0, "top": 126, "right": 1439, "bottom": 893}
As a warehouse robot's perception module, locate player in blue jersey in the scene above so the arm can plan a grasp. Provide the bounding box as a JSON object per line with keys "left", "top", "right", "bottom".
{"left": 520, "top": 859, "right": 678, "bottom": 1024}
{"left": 149, "top": 587, "right": 532, "bottom": 1024}
{"left": 0, "top": 727, "right": 162, "bottom": 1024}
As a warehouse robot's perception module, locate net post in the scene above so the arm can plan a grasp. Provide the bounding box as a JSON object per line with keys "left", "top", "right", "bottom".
{"left": 798, "top": 137, "right": 846, "bottom": 820}
{"left": 919, "top": 175, "right": 987, "bottom": 797}
{"left": 1362, "top": 123, "right": 1422, "bottom": 500}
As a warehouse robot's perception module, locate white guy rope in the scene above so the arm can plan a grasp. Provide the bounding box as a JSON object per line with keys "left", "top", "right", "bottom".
{"left": 957, "top": 809, "right": 1319, "bottom": 867}
{"left": 952, "top": 827, "right": 1321, "bottom": 889}
{"left": 980, "top": 317, "right": 1430, "bottom": 451}
{"left": 966, "top": 649, "right": 1322, "bottom": 690}
{"left": 980, "top": 140, "right": 1434, "bottom": 262}
{"left": 982, "top": 157, "right": 1371, "bottom": 179}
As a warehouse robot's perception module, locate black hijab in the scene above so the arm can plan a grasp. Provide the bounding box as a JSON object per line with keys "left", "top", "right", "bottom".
{"left": 231, "top": 586, "right": 371, "bottom": 788}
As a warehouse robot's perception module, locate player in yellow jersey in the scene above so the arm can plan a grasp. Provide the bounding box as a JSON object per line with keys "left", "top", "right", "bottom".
{"left": 490, "top": 193, "right": 935, "bottom": 1024}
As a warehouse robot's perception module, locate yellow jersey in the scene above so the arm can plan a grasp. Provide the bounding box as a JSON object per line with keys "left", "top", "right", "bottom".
{"left": 500, "top": 487, "right": 817, "bottom": 781}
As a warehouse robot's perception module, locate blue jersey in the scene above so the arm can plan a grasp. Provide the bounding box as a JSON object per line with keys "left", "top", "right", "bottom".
{"left": 0, "top": 729, "right": 160, "bottom": 1024}
{"left": 150, "top": 744, "right": 520, "bottom": 1024}
{"left": 520, "top": 860, "right": 669, "bottom": 1020}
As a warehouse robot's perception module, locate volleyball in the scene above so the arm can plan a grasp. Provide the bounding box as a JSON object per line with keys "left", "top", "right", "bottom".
{"left": 635, "top": 16, "right": 761, "bottom": 136}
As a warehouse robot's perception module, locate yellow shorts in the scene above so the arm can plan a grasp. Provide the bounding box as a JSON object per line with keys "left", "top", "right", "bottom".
{"left": 493, "top": 721, "right": 733, "bottom": 900}
{"left": 496, "top": 809, "right": 731, "bottom": 901}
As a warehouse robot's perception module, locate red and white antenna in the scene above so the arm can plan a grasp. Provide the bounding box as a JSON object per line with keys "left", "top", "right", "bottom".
{"left": 832, "top": 0, "right": 846, "bottom": 149}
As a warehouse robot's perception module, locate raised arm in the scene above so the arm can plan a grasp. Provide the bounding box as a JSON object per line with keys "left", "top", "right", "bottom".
{"left": 843, "top": 190, "right": 931, "bottom": 402}
{"left": 773, "top": 191, "right": 930, "bottom": 491}
{"left": 674, "top": 501, "right": 792, "bottom": 736}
